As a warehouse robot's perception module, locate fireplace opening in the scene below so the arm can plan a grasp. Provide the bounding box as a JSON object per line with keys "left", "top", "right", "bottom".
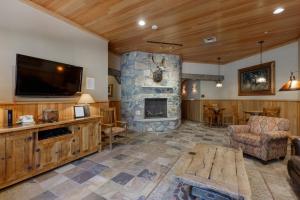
{"left": 145, "top": 98, "right": 167, "bottom": 119}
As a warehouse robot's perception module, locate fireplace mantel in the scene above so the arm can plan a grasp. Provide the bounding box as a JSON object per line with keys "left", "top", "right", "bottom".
{"left": 141, "top": 85, "right": 173, "bottom": 89}
{"left": 134, "top": 117, "right": 178, "bottom": 122}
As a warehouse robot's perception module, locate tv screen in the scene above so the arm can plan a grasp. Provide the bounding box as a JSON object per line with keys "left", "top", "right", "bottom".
{"left": 15, "top": 54, "right": 83, "bottom": 97}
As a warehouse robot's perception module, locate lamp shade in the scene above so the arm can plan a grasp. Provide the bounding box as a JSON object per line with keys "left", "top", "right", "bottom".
{"left": 279, "top": 80, "right": 300, "bottom": 91}
{"left": 216, "top": 81, "right": 223, "bottom": 88}
{"left": 279, "top": 72, "right": 300, "bottom": 91}
{"left": 78, "top": 93, "right": 95, "bottom": 104}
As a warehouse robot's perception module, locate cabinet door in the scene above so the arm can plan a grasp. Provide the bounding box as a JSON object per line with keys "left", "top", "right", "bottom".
{"left": 96, "top": 122, "right": 102, "bottom": 151}
{"left": 6, "top": 131, "right": 34, "bottom": 181}
{"left": 71, "top": 134, "right": 80, "bottom": 157}
{"left": 35, "top": 141, "right": 60, "bottom": 170}
{"left": 89, "top": 123, "right": 98, "bottom": 152}
{"left": 80, "top": 124, "right": 90, "bottom": 154}
{"left": 59, "top": 136, "right": 73, "bottom": 162}
{"left": 0, "top": 136, "right": 5, "bottom": 184}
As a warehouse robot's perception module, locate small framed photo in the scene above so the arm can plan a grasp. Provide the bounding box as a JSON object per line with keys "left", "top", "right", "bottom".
{"left": 74, "top": 105, "right": 85, "bottom": 118}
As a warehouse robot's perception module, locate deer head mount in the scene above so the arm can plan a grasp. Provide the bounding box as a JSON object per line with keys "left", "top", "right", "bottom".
{"left": 150, "top": 55, "right": 166, "bottom": 82}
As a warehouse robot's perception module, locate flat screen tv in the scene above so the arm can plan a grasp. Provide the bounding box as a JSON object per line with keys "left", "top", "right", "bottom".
{"left": 15, "top": 54, "right": 83, "bottom": 97}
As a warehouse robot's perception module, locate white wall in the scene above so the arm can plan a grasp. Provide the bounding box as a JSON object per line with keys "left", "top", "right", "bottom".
{"left": 0, "top": 0, "right": 108, "bottom": 102}
{"left": 297, "top": 39, "right": 300, "bottom": 99}
{"left": 108, "top": 51, "right": 121, "bottom": 100}
{"left": 182, "top": 41, "right": 300, "bottom": 100}
{"left": 182, "top": 62, "right": 223, "bottom": 99}
{"left": 221, "top": 41, "right": 299, "bottom": 100}
{"left": 108, "top": 76, "right": 121, "bottom": 100}
{"left": 108, "top": 51, "right": 121, "bottom": 70}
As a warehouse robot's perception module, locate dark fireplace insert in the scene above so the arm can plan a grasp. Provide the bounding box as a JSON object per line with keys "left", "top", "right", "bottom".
{"left": 144, "top": 98, "right": 167, "bottom": 119}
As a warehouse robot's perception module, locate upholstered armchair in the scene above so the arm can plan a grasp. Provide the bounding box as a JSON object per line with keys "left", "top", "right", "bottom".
{"left": 288, "top": 137, "right": 300, "bottom": 185}
{"left": 228, "top": 116, "right": 289, "bottom": 163}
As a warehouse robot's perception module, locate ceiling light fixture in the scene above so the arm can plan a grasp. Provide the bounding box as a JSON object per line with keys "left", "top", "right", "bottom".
{"left": 273, "top": 7, "right": 285, "bottom": 15}
{"left": 204, "top": 36, "right": 217, "bottom": 44}
{"left": 256, "top": 41, "right": 267, "bottom": 83}
{"left": 138, "top": 19, "right": 146, "bottom": 26}
{"left": 151, "top": 25, "right": 158, "bottom": 30}
{"left": 216, "top": 57, "right": 223, "bottom": 88}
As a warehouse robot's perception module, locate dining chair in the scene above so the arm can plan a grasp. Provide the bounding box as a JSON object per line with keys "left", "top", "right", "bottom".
{"left": 100, "top": 107, "right": 128, "bottom": 150}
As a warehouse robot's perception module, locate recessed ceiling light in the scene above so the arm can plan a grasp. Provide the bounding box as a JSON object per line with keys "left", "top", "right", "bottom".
{"left": 273, "top": 7, "right": 285, "bottom": 14}
{"left": 151, "top": 25, "right": 158, "bottom": 30}
{"left": 203, "top": 36, "right": 217, "bottom": 44}
{"left": 138, "top": 19, "right": 146, "bottom": 26}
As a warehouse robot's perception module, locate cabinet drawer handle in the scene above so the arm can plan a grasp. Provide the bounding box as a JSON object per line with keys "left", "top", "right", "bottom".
{"left": 28, "top": 166, "right": 32, "bottom": 170}
{"left": 36, "top": 164, "right": 40, "bottom": 168}
{"left": 0, "top": 157, "right": 5, "bottom": 161}
{"left": 36, "top": 148, "right": 40, "bottom": 152}
{"left": 72, "top": 139, "right": 76, "bottom": 142}
{"left": 27, "top": 136, "right": 33, "bottom": 141}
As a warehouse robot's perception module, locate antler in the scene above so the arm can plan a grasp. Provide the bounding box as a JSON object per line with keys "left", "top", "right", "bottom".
{"left": 152, "top": 55, "right": 166, "bottom": 68}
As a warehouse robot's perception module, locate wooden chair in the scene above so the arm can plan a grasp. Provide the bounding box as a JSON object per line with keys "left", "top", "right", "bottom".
{"left": 100, "top": 107, "right": 128, "bottom": 150}
{"left": 203, "top": 105, "right": 210, "bottom": 124}
{"left": 207, "top": 108, "right": 215, "bottom": 127}
{"left": 262, "top": 107, "right": 280, "bottom": 117}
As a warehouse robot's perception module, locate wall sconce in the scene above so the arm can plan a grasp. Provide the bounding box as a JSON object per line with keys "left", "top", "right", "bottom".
{"left": 182, "top": 85, "right": 186, "bottom": 95}
{"left": 279, "top": 71, "right": 300, "bottom": 91}
{"left": 192, "top": 83, "right": 197, "bottom": 93}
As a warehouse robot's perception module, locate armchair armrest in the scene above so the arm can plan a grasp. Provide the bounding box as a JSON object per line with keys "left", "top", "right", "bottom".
{"left": 227, "top": 125, "right": 250, "bottom": 136}
{"left": 116, "top": 121, "right": 127, "bottom": 124}
{"left": 100, "top": 123, "right": 114, "bottom": 128}
{"left": 291, "top": 137, "right": 300, "bottom": 156}
{"left": 116, "top": 121, "right": 128, "bottom": 128}
{"left": 261, "top": 131, "right": 288, "bottom": 143}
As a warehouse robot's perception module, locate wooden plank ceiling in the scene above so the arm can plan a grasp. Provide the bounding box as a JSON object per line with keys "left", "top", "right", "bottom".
{"left": 25, "top": 0, "right": 300, "bottom": 64}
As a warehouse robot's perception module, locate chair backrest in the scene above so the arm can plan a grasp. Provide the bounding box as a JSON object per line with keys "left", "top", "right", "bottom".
{"left": 247, "top": 116, "right": 289, "bottom": 134}
{"left": 100, "top": 107, "right": 117, "bottom": 124}
{"left": 263, "top": 107, "right": 280, "bottom": 117}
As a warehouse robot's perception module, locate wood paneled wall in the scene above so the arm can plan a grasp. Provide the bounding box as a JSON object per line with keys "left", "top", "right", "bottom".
{"left": 182, "top": 99, "right": 300, "bottom": 136}
{"left": 109, "top": 100, "right": 121, "bottom": 121}
{"left": 0, "top": 101, "right": 109, "bottom": 125}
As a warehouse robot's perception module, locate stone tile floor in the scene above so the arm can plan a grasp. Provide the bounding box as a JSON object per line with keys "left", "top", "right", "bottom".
{"left": 0, "top": 121, "right": 299, "bottom": 200}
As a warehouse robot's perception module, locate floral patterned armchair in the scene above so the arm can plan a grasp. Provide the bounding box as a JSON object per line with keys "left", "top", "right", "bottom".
{"left": 228, "top": 116, "right": 289, "bottom": 163}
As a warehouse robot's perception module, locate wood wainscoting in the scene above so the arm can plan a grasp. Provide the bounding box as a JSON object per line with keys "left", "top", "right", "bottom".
{"left": 0, "top": 101, "right": 109, "bottom": 125}
{"left": 109, "top": 100, "right": 121, "bottom": 121}
{"left": 182, "top": 99, "right": 300, "bottom": 136}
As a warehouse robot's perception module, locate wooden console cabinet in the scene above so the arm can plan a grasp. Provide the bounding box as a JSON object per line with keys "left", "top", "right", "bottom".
{"left": 0, "top": 116, "right": 101, "bottom": 189}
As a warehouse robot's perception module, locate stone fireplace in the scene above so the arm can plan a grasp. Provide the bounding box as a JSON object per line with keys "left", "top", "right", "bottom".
{"left": 121, "top": 51, "right": 181, "bottom": 133}
{"left": 144, "top": 98, "right": 167, "bottom": 119}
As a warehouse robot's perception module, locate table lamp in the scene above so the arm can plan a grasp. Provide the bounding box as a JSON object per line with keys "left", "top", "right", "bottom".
{"left": 78, "top": 93, "right": 95, "bottom": 117}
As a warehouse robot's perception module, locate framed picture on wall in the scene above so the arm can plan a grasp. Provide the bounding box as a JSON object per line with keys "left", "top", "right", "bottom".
{"left": 238, "top": 61, "right": 275, "bottom": 96}
{"left": 108, "top": 84, "right": 113, "bottom": 97}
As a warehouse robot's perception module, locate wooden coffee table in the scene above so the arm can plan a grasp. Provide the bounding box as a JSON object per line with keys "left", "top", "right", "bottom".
{"left": 175, "top": 144, "right": 251, "bottom": 200}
